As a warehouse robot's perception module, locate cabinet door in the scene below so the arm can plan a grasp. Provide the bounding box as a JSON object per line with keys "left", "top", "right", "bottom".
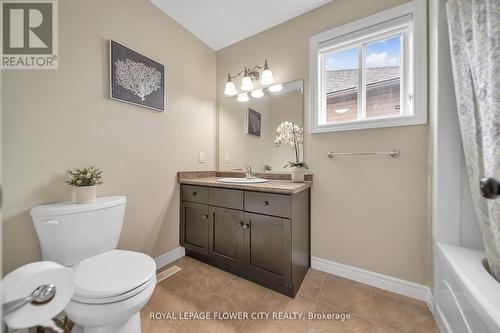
{"left": 180, "top": 201, "right": 209, "bottom": 255}
{"left": 208, "top": 206, "right": 244, "bottom": 267}
{"left": 243, "top": 213, "right": 291, "bottom": 287}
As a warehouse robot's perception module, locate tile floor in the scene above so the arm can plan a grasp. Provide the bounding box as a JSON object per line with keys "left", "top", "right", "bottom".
{"left": 141, "top": 256, "right": 439, "bottom": 333}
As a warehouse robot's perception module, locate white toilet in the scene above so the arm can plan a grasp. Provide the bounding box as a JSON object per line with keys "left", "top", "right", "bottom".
{"left": 31, "top": 196, "right": 156, "bottom": 333}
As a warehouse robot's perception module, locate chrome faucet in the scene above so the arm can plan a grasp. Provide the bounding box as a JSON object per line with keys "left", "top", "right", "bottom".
{"left": 245, "top": 165, "right": 256, "bottom": 179}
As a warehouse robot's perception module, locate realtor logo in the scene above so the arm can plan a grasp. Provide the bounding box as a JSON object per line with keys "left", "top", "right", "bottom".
{"left": 1, "top": 0, "right": 58, "bottom": 69}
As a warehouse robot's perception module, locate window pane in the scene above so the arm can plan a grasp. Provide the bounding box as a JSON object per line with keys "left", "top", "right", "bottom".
{"left": 324, "top": 47, "right": 359, "bottom": 123}
{"left": 365, "top": 36, "right": 401, "bottom": 119}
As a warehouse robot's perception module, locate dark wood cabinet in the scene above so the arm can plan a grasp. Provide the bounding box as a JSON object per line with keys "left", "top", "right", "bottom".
{"left": 208, "top": 206, "right": 244, "bottom": 268}
{"left": 244, "top": 213, "right": 292, "bottom": 294}
{"left": 180, "top": 201, "right": 209, "bottom": 255}
{"left": 180, "top": 184, "right": 310, "bottom": 297}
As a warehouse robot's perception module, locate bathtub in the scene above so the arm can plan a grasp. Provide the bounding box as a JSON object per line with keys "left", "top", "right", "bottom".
{"left": 434, "top": 243, "right": 500, "bottom": 333}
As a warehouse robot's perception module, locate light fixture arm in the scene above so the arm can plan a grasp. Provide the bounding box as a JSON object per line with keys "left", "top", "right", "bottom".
{"left": 226, "top": 60, "right": 270, "bottom": 82}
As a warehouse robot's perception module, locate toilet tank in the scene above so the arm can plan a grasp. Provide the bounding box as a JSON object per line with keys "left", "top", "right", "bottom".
{"left": 31, "top": 196, "right": 126, "bottom": 266}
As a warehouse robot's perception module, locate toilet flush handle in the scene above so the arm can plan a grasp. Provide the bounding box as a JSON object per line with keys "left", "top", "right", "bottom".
{"left": 42, "top": 220, "right": 59, "bottom": 226}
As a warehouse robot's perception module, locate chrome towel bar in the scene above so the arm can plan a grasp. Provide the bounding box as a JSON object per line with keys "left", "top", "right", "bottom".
{"left": 327, "top": 149, "right": 400, "bottom": 159}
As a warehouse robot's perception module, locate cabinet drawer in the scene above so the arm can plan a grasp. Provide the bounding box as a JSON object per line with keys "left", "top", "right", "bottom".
{"left": 181, "top": 185, "right": 208, "bottom": 204}
{"left": 244, "top": 192, "right": 291, "bottom": 218}
{"left": 209, "top": 188, "right": 243, "bottom": 210}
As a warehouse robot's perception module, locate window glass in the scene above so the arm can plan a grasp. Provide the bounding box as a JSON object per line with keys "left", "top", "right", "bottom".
{"left": 324, "top": 47, "right": 359, "bottom": 124}
{"left": 365, "top": 36, "right": 401, "bottom": 119}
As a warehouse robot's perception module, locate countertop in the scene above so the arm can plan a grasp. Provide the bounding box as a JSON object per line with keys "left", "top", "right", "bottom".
{"left": 178, "top": 174, "right": 312, "bottom": 195}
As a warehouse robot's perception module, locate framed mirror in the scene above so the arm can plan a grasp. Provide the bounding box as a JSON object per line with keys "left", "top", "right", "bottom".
{"left": 217, "top": 79, "right": 304, "bottom": 172}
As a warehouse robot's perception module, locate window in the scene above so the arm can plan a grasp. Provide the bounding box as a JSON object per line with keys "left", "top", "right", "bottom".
{"left": 310, "top": 0, "right": 426, "bottom": 132}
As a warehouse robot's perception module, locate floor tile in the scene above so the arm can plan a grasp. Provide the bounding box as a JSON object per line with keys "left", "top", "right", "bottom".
{"left": 217, "top": 276, "right": 270, "bottom": 311}
{"left": 260, "top": 291, "right": 315, "bottom": 313}
{"left": 148, "top": 279, "right": 214, "bottom": 313}
{"left": 140, "top": 305, "right": 182, "bottom": 332}
{"left": 296, "top": 268, "right": 326, "bottom": 300}
{"left": 175, "top": 319, "right": 241, "bottom": 333}
{"left": 198, "top": 295, "right": 249, "bottom": 331}
{"left": 150, "top": 257, "right": 207, "bottom": 302}
{"left": 372, "top": 290, "right": 438, "bottom": 333}
{"left": 309, "top": 302, "right": 375, "bottom": 333}
{"left": 242, "top": 319, "right": 309, "bottom": 333}
{"left": 145, "top": 257, "right": 438, "bottom": 333}
{"left": 318, "top": 274, "right": 373, "bottom": 319}
{"left": 184, "top": 264, "right": 235, "bottom": 293}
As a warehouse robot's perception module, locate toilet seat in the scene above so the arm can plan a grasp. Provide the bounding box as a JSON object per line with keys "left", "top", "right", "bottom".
{"left": 72, "top": 249, "right": 156, "bottom": 304}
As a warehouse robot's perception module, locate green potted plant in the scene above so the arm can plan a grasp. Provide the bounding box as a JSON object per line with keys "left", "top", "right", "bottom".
{"left": 274, "top": 121, "right": 308, "bottom": 182}
{"left": 66, "top": 166, "right": 103, "bottom": 204}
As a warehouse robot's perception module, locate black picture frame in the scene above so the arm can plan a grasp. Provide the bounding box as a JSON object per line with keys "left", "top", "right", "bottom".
{"left": 109, "top": 40, "right": 165, "bottom": 111}
{"left": 246, "top": 108, "right": 261, "bottom": 137}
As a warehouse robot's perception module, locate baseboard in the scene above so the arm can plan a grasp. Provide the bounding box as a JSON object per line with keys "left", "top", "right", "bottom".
{"left": 311, "top": 256, "right": 434, "bottom": 310}
{"left": 154, "top": 246, "right": 185, "bottom": 270}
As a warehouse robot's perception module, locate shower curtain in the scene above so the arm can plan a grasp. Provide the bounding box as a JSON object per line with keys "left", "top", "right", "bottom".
{"left": 446, "top": 0, "right": 500, "bottom": 282}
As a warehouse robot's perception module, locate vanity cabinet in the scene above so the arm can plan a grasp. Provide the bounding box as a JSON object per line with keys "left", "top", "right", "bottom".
{"left": 208, "top": 206, "right": 244, "bottom": 267}
{"left": 180, "top": 184, "right": 310, "bottom": 297}
{"left": 180, "top": 201, "right": 209, "bottom": 255}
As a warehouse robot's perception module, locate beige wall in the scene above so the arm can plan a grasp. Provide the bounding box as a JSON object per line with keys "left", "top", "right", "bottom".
{"left": 216, "top": 0, "right": 431, "bottom": 284}
{"left": 2, "top": 0, "right": 216, "bottom": 274}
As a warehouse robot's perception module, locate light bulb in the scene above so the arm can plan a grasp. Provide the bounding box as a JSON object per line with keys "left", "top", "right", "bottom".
{"left": 224, "top": 81, "right": 237, "bottom": 96}
{"left": 260, "top": 60, "right": 274, "bottom": 85}
{"left": 251, "top": 89, "right": 264, "bottom": 98}
{"left": 260, "top": 69, "right": 274, "bottom": 85}
{"left": 335, "top": 108, "right": 349, "bottom": 114}
{"left": 268, "top": 83, "right": 282, "bottom": 92}
{"left": 241, "top": 76, "right": 254, "bottom": 91}
{"left": 237, "top": 92, "right": 249, "bottom": 102}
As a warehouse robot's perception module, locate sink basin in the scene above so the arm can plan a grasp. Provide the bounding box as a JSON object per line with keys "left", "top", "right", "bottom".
{"left": 217, "top": 177, "right": 269, "bottom": 184}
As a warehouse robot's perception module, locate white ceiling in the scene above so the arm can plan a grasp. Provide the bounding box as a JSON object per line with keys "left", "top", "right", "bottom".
{"left": 151, "top": 0, "right": 332, "bottom": 50}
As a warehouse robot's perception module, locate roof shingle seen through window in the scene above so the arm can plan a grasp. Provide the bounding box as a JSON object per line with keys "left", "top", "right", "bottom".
{"left": 325, "top": 66, "right": 400, "bottom": 94}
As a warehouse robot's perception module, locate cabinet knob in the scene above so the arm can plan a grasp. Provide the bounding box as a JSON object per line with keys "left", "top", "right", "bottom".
{"left": 240, "top": 221, "right": 249, "bottom": 228}
{"left": 202, "top": 214, "right": 209, "bottom": 220}
{"left": 243, "top": 224, "right": 250, "bottom": 229}
{"left": 193, "top": 192, "right": 197, "bottom": 196}
{"left": 262, "top": 200, "right": 269, "bottom": 206}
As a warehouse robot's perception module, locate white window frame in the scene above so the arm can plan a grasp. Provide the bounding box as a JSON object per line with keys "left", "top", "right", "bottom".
{"left": 310, "top": 0, "right": 427, "bottom": 133}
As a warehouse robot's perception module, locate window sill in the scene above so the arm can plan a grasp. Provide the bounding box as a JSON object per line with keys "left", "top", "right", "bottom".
{"left": 311, "top": 114, "right": 427, "bottom": 133}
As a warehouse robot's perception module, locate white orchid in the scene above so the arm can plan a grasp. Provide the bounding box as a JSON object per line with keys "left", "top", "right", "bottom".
{"left": 274, "top": 121, "right": 307, "bottom": 168}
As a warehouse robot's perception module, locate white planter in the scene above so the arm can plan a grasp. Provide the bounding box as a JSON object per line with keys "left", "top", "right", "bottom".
{"left": 291, "top": 167, "right": 305, "bottom": 182}
{"left": 75, "top": 186, "right": 96, "bottom": 204}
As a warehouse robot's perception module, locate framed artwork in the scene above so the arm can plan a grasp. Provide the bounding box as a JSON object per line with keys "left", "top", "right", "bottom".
{"left": 246, "top": 108, "right": 261, "bottom": 137}
{"left": 109, "top": 40, "right": 165, "bottom": 111}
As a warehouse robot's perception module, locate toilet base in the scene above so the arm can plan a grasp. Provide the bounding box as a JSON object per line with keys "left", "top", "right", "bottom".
{"left": 71, "top": 313, "right": 141, "bottom": 333}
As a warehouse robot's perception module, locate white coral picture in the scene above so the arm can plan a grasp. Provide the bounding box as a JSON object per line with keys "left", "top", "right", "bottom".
{"left": 114, "top": 58, "right": 162, "bottom": 101}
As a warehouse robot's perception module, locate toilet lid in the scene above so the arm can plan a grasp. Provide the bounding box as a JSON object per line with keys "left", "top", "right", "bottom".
{"left": 73, "top": 250, "right": 156, "bottom": 301}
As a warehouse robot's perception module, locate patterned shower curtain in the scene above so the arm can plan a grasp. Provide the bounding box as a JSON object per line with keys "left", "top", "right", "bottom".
{"left": 446, "top": 0, "right": 500, "bottom": 282}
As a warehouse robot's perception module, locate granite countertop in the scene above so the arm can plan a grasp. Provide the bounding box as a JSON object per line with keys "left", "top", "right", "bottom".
{"left": 178, "top": 171, "right": 312, "bottom": 194}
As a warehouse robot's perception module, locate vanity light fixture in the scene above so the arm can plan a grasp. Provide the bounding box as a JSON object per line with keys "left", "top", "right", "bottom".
{"left": 260, "top": 61, "right": 274, "bottom": 85}
{"left": 224, "top": 74, "right": 237, "bottom": 96}
{"left": 251, "top": 89, "right": 264, "bottom": 98}
{"left": 237, "top": 92, "right": 249, "bottom": 102}
{"left": 268, "top": 83, "right": 283, "bottom": 93}
{"left": 224, "top": 60, "right": 275, "bottom": 97}
{"left": 241, "top": 72, "right": 254, "bottom": 91}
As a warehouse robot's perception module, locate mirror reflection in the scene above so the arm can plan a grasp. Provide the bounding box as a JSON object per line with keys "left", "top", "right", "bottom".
{"left": 218, "top": 80, "right": 304, "bottom": 172}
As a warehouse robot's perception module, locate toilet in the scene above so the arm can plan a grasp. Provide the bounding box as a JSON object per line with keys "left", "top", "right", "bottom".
{"left": 31, "top": 196, "right": 156, "bottom": 333}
